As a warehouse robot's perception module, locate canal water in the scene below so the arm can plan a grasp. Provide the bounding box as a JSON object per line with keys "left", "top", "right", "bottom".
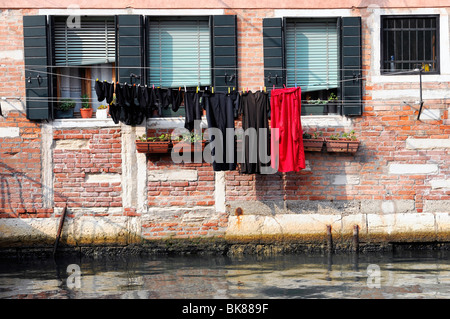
{"left": 0, "top": 250, "right": 449, "bottom": 299}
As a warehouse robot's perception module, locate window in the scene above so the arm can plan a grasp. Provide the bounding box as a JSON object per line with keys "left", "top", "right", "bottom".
{"left": 285, "top": 18, "right": 339, "bottom": 115}
{"left": 53, "top": 16, "right": 116, "bottom": 114}
{"left": 263, "top": 17, "right": 362, "bottom": 116}
{"left": 148, "top": 17, "right": 211, "bottom": 88}
{"left": 381, "top": 15, "right": 439, "bottom": 74}
{"left": 23, "top": 14, "right": 237, "bottom": 121}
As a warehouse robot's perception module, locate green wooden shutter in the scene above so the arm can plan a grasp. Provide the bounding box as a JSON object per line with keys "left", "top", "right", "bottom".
{"left": 53, "top": 16, "right": 115, "bottom": 66}
{"left": 117, "top": 15, "right": 144, "bottom": 85}
{"left": 341, "top": 17, "right": 362, "bottom": 116}
{"left": 23, "top": 15, "right": 52, "bottom": 120}
{"left": 212, "top": 15, "right": 237, "bottom": 92}
{"left": 285, "top": 19, "right": 339, "bottom": 92}
{"left": 263, "top": 18, "right": 285, "bottom": 91}
{"left": 148, "top": 17, "right": 211, "bottom": 88}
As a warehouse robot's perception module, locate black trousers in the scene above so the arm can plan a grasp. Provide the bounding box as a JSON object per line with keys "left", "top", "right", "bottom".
{"left": 239, "top": 91, "right": 270, "bottom": 174}
{"left": 204, "top": 91, "right": 239, "bottom": 171}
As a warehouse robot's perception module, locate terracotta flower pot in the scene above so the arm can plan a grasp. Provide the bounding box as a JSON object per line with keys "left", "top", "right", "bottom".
{"left": 325, "top": 138, "right": 360, "bottom": 154}
{"left": 80, "top": 108, "right": 93, "bottom": 118}
{"left": 136, "top": 141, "right": 171, "bottom": 153}
{"left": 303, "top": 137, "right": 325, "bottom": 152}
{"left": 172, "top": 141, "right": 206, "bottom": 153}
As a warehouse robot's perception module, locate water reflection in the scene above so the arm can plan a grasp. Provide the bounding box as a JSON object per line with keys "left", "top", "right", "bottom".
{"left": 0, "top": 251, "right": 449, "bottom": 299}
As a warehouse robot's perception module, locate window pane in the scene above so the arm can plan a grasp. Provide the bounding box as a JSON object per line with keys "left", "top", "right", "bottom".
{"left": 381, "top": 16, "right": 438, "bottom": 73}
{"left": 149, "top": 18, "right": 211, "bottom": 88}
{"left": 286, "top": 19, "right": 339, "bottom": 92}
{"left": 54, "top": 17, "right": 116, "bottom": 66}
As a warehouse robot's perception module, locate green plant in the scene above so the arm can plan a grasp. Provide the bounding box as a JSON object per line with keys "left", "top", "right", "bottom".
{"left": 173, "top": 131, "right": 204, "bottom": 143}
{"left": 329, "top": 130, "right": 357, "bottom": 141}
{"left": 328, "top": 93, "right": 338, "bottom": 102}
{"left": 137, "top": 133, "right": 170, "bottom": 142}
{"left": 342, "top": 130, "right": 357, "bottom": 141}
{"left": 303, "top": 131, "right": 323, "bottom": 139}
{"left": 98, "top": 104, "right": 108, "bottom": 110}
{"left": 313, "top": 131, "right": 323, "bottom": 139}
{"left": 329, "top": 133, "right": 340, "bottom": 140}
{"left": 308, "top": 98, "right": 327, "bottom": 105}
{"left": 57, "top": 98, "right": 76, "bottom": 111}
{"left": 302, "top": 131, "right": 312, "bottom": 139}
{"left": 81, "top": 94, "right": 91, "bottom": 109}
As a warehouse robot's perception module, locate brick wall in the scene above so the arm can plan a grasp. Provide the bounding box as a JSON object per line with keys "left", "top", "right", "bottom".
{"left": 53, "top": 128, "right": 122, "bottom": 211}
{"left": 0, "top": 7, "right": 449, "bottom": 246}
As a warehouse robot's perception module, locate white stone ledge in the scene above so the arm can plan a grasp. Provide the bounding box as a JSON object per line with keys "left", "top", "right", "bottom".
{"left": 148, "top": 169, "right": 198, "bottom": 182}
{"left": 0, "top": 127, "right": 19, "bottom": 138}
{"left": 54, "top": 138, "right": 90, "bottom": 150}
{"left": 85, "top": 173, "right": 121, "bottom": 183}
{"left": 52, "top": 118, "right": 119, "bottom": 129}
{"left": 388, "top": 163, "right": 439, "bottom": 175}
{"left": 430, "top": 179, "right": 450, "bottom": 189}
{"left": 406, "top": 138, "right": 450, "bottom": 150}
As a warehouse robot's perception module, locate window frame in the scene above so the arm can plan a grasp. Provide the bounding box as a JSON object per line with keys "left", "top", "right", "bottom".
{"left": 282, "top": 16, "right": 343, "bottom": 116}
{"left": 48, "top": 15, "right": 117, "bottom": 117}
{"left": 380, "top": 14, "right": 440, "bottom": 75}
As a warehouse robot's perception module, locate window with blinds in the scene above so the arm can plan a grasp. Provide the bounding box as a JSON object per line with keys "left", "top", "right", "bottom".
{"left": 54, "top": 16, "right": 116, "bottom": 66}
{"left": 286, "top": 19, "right": 339, "bottom": 92}
{"left": 148, "top": 17, "right": 211, "bottom": 88}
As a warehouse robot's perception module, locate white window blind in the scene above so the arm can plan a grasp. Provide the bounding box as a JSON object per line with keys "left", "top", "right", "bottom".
{"left": 286, "top": 19, "right": 339, "bottom": 92}
{"left": 54, "top": 16, "right": 116, "bottom": 66}
{"left": 148, "top": 17, "right": 211, "bottom": 87}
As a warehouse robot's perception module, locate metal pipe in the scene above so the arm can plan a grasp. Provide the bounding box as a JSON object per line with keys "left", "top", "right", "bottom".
{"left": 53, "top": 206, "right": 67, "bottom": 257}
{"left": 326, "top": 224, "right": 333, "bottom": 252}
{"left": 353, "top": 225, "right": 359, "bottom": 252}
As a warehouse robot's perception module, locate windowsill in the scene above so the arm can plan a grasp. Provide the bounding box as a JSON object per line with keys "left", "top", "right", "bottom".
{"left": 372, "top": 73, "right": 450, "bottom": 83}
{"left": 52, "top": 118, "right": 120, "bottom": 128}
{"left": 51, "top": 115, "right": 351, "bottom": 129}
{"left": 301, "top": 114, "right": 352, "bottom": 128}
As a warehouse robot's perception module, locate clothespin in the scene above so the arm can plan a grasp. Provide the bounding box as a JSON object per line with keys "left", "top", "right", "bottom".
{"left": 184, "top": 85, "right": 187, "bottom": 92}
{"left": 228, "top": 87, "right": 230, "bottom": 94}
{"left": 295, "top": 83, "right": 297, "bottom": 88}
{"left": 152, "top": 84, "right": 155, "bottom": 89}
{"left": 96, "top": 78, "right": 99, "bottom": 81}
{"left": 196, "top": 86, "right": 199, "bottom": 93}
{"left": 179, "top": 87, "right": 181, "bottom": 91}
{"left": 273, "top": 85, "right": 275, "bottom": 90}
{"left": 212, "top": 86, "right": 214, "bottom": 94}
{"left": 247, "top": 87, "right": 249, "bottom": 93}
{"left": 283, "top": 84, "right": 286, "bottom": 88}
{"left": 264, "top": 86, "right": 266, "bottom": 93}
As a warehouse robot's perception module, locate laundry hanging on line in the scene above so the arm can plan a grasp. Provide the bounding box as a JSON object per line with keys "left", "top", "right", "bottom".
{"left": 203, "top": 89, "right": 240, "bottom": 172}
{"left": 239, "top": 90, "right": 271, "bottom": 174}
{"left": 270, "top": 86, "right": 305, "bottom": 173}
{"left": 94, "top": 79, "right": 184, "bottom": 125}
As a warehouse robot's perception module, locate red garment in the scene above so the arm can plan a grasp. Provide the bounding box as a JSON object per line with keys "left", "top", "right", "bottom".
{"left": 270, "top": 87, "right": 305, "bottom": 172}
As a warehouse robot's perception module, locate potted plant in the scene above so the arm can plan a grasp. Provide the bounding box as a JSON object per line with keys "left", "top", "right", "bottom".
{"left": 55, "top": 98, "right": 75, "bottom": 119}
{"left": 80, "top": 94, "right": 93, "bottom": 118}
{"left": 327, "top": 93, "right": 339, "bottom": 114}
{"left": 325, "top": 130, "right": 360, "bottom": 154}
{"left": 172, "top": 131, "right": 206, "bottom": 153}
{"left": 303, "top": 98, "right": 327, "bottom": 115}
{"left": 136, "top": 133, "right": 171, "bottom": 154}
{"left": 96, "top": 104, "right": 108, "bottom": 119}
{"left": 302, "top": 130, "right": 324, "bottom": 152}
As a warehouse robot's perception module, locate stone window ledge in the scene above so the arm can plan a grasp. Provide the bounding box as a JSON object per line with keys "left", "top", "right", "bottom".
{"left": 51, "top": 115, "right": 351, "bottom": 130}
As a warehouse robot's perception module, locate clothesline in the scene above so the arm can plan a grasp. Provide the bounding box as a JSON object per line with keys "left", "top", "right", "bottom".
{"left": 24, "top": 67, "right": 366, "bottom": 90}
{"left": 25, "top": 64, "right": 368, "bottom": 71}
